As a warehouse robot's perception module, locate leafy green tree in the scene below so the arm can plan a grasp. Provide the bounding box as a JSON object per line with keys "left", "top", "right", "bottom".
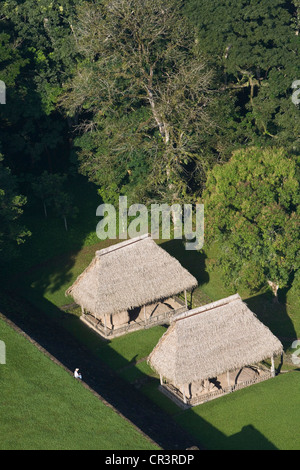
{"left": 0, "top": 1, "right": 80, "bottom": 174}
{"left": 62, "top": 0, "right": 216, "bottom": 204}
{"left": 53, "top": 190, "right": 77, "bottom": 231}
{"left": 0, "top": 32, "right": 28, "bottom": 87}
{"left": 1, "top": 0, "right": 80, "bottom": 109}
{"left": 32, "top": 172, "right": 67, "bottom": 218}
{"left": 185, "top": 0, "right": 300, "bottom": 151}
{"left": 0, "top": 155, "right": 30, "bottom": 258}
{"left": 32, "top": 171, "right": 77, "bottom": 230}
{"left": 291, "top": 0, "right": 300, "bottom": 34}
{"left": 203, "top": 147, "right": 300, "bottom": 299}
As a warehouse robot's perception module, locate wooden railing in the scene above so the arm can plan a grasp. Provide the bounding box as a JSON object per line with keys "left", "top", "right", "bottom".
{"left": 82, "top": 299, "right": 187, "bottom": 338}
{"left": 160, "top": 368, "right": 273, "bottom": 408}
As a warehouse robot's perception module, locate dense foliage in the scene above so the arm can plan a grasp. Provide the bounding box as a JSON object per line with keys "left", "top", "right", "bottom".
{"left": 185, "top": 0, "right": 300, "bottom": 152}
{"left": 204, "top": 147, "right": 300, "bottom": 297}
{"left": 0, "top": 154, "right": 30, "bottom": 257}
{"left": 61, "top": 0, "right": 217, "bottom": 204}
{"left": 0, "top": 0, "right": 79, "bottom": 174}
{"left": 0, "top": 0, "right": 299, "bottom": 296}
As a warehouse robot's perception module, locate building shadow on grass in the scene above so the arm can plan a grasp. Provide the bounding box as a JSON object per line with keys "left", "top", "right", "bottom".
{"left": 177, "top": 407, "right": 279, "bottom": 450}
{"left": 244, "top": 292, "right": 297, "bottom": 348}
{"left": 160, "top": 239, "right": 211, "bottom": 307}
{"left": 228, "top": 424, "right": 278, "bottom": 450}
{"left": 160, "top": 239, "right": 209, "bottom": 287}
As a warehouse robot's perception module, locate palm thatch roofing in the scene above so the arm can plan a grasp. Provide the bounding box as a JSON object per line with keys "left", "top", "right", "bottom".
{"left": 148, "top": 294, "right": 283, "bottom": 387}
{"left": 66, "top": 234, "right": 198, "bottom": 318}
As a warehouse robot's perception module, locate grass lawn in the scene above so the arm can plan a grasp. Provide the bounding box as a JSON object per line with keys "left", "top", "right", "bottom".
{"left": 0, "top": 316, "right": 159, "bottom": 451}
{"left": 1, "top": 176, "right": 299, "bottom": 450}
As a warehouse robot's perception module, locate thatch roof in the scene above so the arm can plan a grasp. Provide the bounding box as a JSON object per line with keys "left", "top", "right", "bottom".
{"left": 148, "top": 294, "right": 283, "bottom": 387}
{"left": 66, "top": 234, "right": 198, "bottom": 318}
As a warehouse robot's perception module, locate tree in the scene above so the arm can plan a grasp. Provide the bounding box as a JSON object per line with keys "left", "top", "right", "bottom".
{"left": 62, "top": 0, "right": 215, "bottom": 204}
{"left": 291, "top": 0, "right": 300, "bottom": 35}
{"left": 53, "top": 190, "right": 77, "bottom": 231}
{"left": 185, "top": 0, "right": 300, "bottom": 152}
{"left": 0, "top": 155, "right": 30, "bottom": 258}
{"left": 0, "top": 32, "right": 28, "bottom": 88}
{"left": 32, "top": 171, "right": 77, "bottom": 230}
{"left": 0, "top": 1, "right": 80, "bottom": 174}
{"left": 32, "top": 171, "right": 67, "bottom": 218}
{"left": 203, "top": 147, "right": 300, "bottom": 299}
{"left": 0, "top": 0, "right": 80, "bottom": 110}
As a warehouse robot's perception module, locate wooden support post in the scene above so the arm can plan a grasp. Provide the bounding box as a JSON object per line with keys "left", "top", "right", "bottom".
{"left": 184, "top": 290, "right": 188, "bottom": 309}
{"left": 181, "top": 386, "right": 187, "bottom": 404}
{"left": 81, "top": 306, "right": 84, "bottom": 316}
{"left": 160, "top": 374, "right": 163, "bottom": 385}
{"left": 143, "top": 305, "right": 147, "bottom": 324}
{"left": 104, "top": 314, "right": 107, "bottom": 336}
{"left": 227, "top": 371, "right": 231, "bottom": 389}
{"left": 271, "top": 356, "right": 275, "bottom": 377}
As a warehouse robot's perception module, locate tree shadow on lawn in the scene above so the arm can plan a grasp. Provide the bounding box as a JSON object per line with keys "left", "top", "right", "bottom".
{"left": 0, "top": 289, "right": 203, "bottom": 450}
{"left": 0, "top": 241, "right": 288, "bottom": 451}
{"left": 0, "top": 287, "right": 280, "bottom": 451}
{"left": 4, "top": 175, "right": 102, "bottom": 288}
{"left": 1, "top": 209, "right": 287, "bottom": 450}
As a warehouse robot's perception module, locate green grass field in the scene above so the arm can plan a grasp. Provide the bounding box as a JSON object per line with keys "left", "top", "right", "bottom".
{"left": 0, "top": 316, "right": 158, "bottom": 451}
{"left": 1, "top": 176, "right": 299, "bottom": 450}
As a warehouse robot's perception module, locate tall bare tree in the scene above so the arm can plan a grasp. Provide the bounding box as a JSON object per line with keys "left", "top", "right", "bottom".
{"left": 62, "top": 0, "right": 215, "bottom": 204}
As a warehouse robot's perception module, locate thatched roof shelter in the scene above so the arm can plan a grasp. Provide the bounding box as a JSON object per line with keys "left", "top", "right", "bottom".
{"left": 148, "top": 294, "right": 283, "bottom": 388}
{"left": 66, "top": 234, "right": 198, "bottom": 321}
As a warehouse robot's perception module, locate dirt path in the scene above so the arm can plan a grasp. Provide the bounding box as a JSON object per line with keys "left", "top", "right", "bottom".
{"left": 0, "top": 292, "right": 203, "bottom": 451}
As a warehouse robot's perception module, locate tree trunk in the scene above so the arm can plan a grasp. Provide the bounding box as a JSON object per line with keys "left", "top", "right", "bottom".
{"left": 43, "top": 202, "right": 48, "bottom": 218}
{"left": 64, "top": 216, "right": 68, "bottom": 232}
{"left": 146, "top": 87, "right": 169, "bottom": 144}
{"left": 46, "top": 148, "right": 53, "bottom": 174}
{"left": 146, "top": 66, "right": 170, "bottom": 144}
{"left": 268, "top": 280, "right": 279, "bottom": 302}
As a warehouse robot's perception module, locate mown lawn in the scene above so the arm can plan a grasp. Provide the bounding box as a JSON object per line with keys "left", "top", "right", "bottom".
{"left": 0, "top": 317, "right": 159, "bottom": 451}
{"left": 1, "top": 176, "right": 299, "bottom": 450}
{"left": 107, "top": 337, "right": 300, "bottom": 450}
